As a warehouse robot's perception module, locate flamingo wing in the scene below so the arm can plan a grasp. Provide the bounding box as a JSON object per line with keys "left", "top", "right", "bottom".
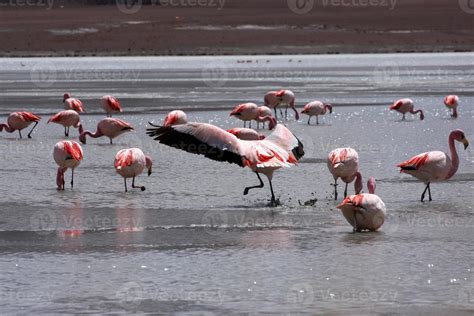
{"left": 230, "top": 103, "right": 248, "bottom": 116}
{"left": 48, "top": 112, "right": 62, "bottom": 123}
{"left": 263, "top": 124, "right": 304, "bottom": 162}
{"left": 397, "top": 152, "right": 430, "bottom": 171}
{"left": 113, "top": 119, "right": 134, "bottom": 130}
{"left": 115, "top": 149, "right": 134, "bottom": 169}
{"left": 107, "top": 96, "right": 122, "bottom": 112}
{"left": 19, "top": 112, "right": 41, "bottom": 122}
{"left": 64, "top": 141, "right": 83, "bottom": 161}
{"left": 147, "top": 122, "right": 245, "bottom": 167}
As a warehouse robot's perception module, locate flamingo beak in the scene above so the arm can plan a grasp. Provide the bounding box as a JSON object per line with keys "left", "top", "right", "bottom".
{"left": 148, "top": 168, "right": 152, "bottom": 176}
{"left": 462, "top": 137, "right": 469, "bottom": 150}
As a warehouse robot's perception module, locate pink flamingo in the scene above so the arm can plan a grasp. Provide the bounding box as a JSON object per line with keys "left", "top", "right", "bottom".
{"left": 337, "top": 177, "right": 386, "bottom": 232}
{"left": 47, "top": 110, "right": 83, "bottom": 137}
{"left": 230, "top": 103, "right": 276, "bottom": 129}
{"left": 227, "top": 128, "right": 265, "bottom": 141}
{"left": 327, "top": 147, "right": 363, "bottom": 200}
{"left": 444, "top": 95, "right": 459, "bottom": 119}
{"left": 397, "top": 129, "right": 469, "bottom": 202}
{"left": 0, "top": 111, "right": 41, "bottom": 139}
{"left": 264, "top": 90, "right": 299, "bottom": 121}
{"left": 53, "top": 140, "right": 83, "bottom": 190}
{"left": 79, "top": 118, "right": 134, "bottom": 144}
{"left": 389, "top": 98, "right": 424, "bottom": 121}
{"left": 301, "top": 101, "right": 333, "bottom": 125}
{"left": 101, "top": 95, "right": 123, "bottom": 117}
{"left": 256, "top": 106, "right": 273, "bottom": 129}
{"left": 164, "top": 110, "right": 188, "bottom": 126}
{"left": 63, "top": 93, "right": 85, "bottom": 113}
{"left": 147, "top": 123, "right": 304, "bottom": 206}
{"left": 115, "top": 148, "right": 153, "bottom": 192}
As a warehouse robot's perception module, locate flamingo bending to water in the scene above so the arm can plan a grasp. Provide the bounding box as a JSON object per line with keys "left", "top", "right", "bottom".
{"left": 53, "top": 140, "right": 83, "bottom": 190}
{"left": 147, "top": 123, "right": 304, "bottom": 206}
{"left": 444, "top": 95, "right": 459, "bottom": 119}
{"left": 0, "top": 112, "right": 41, "bottom": 139}
{"left": 101, "top": 95, "right": 123, "bottom": 117}
{"left": 337, "top": 177, "right": 386, "bottom": 232}
{"left": 230, "top": 103, "right": 276, "bottom": 129}
{"left": 256, "top": 106, "right": 273, "bottom": 129}
{"left": 48, "top": 110, "right": 83, "bottom": 137}
{"left": 327, "top": 147, "right": 363, "bottom": 200}
{"left": 264, "top": 90, "right": 299, "bottom": 120}
{"left": 301, "top": 101, "right": 333, "bottom": 125}
{"left": 63, "top": 93, "right": 85, "bottom": 113}
{"left": 164, "top": 110, "right": 188, "bottom": 126}
{"left": 397, "top": 129, "right": 469, "bottom": 202}
{"left": 227, "top": 128, "right": 265, "bottom": 141}
{"left": 389, "top": 98, "right": 424, "bottom": 121}
{"left": 79, "top": 118, "right": 134, "bottom": 144}
{"left": 115, "top": 148, "right": 153, "bottom": 192}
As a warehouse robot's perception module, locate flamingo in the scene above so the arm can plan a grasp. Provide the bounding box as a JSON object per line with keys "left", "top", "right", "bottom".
{"left": 256, "top": 106, "right": 273, "bottom": 129}
{"left": 264, "top": 90, "right": 299, "bottom": 121}
{"left": 337, "top": 177, "right": 386, "bottom": 232}
{"left": 397, "top": 129, "right": 469, "bottom": 202}
{"left": 79, "top": 118, "right": 134, "bottom": 144}
{"left": 53, "top": 140, "right": 83, "bottom": 190}
{"left": 227, "top": 128, "right": 265, "bottom": 141}
{"left": 389, "top": 98, "right": 424, "bottom": 121}
{"left": 63, "top": 93, "right": 85, "bottom": 113}
{"left": 301, "top": 101, "right": 333, "bottom": 125}
{"left": 47, "top": 110, "right": 83, "bottom": 137}
{"left": 230, "top": 103, "right": 276, "bottom": 129}
{"left": 101, "top": 95, "right": 123, "bottom": 117}
{"left": 115, "top": 148, "right": 153, "bottom": 192}
{"left": 147, "top": 123, "right": 304, "bottom": 206}
{"left": 164, "top": 110, "right": 188, "bottom": 126}
{"left": 444, "top": 95, "right": 459, "bottom": 119}
{"left": 327, "top": 147, "right": 363, "bottom": 200}
{"left": 0, "top": 111, "right": 41, "bottom": 139}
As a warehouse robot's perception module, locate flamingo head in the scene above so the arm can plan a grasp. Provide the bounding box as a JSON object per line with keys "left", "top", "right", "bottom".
{"left": 324, "top": 103, "right": 333, "bottom": 114}
{"left": 145, "top": 155, "right": 153, "bottom": 176}
{"left": 451, "top": 129, "right": 469, "bottom": 150}
{"left": 63, "top": 93, "right": 71, "bottom": 102}
{"left": 79, "top": 132, "right": 86, "bottom": 144}
{"left": 367, "top": 177, "right": 376, "bottom": 194}
{"left": 268, "top": 117, "right": 277, "bottom": 130}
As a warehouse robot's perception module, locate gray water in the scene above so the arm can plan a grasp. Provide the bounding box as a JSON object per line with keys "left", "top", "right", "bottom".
{"left": 0, "top": 53, "right": 473, "bottom": 314}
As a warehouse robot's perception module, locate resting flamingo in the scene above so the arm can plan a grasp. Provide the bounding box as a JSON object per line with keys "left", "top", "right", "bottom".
{"left": 48, "top": 110, "right": 83, "bottom": 137}
{"left": 147, "top": 123, "right": 304, "bottom": 206}
{"left": 101, "top": 95, "right": 123, "bottom": 117}
{"left": 301, "top": 101, "right": 333, "bottom": 125}
{"left": 256, "top": 106, "right": 273, "bottom": 129}
{"left": 230, "top": 103, "right": 276, "bottom": 129}
{"left": 79, "top": 118, "right": 134, "bottom": 144}
{"left": 264, "top": 90, "right": 299, "bottom": 120}
{"left": 397, "top": 129, "right": 469, "bottom": 202}
{"left": 53, "top": 140, "right": 83, "bottom": 190}
{"left": 227, "top": 128, "right": 265, "bottom": 141}
{"left": 63, "top": 93, "right": 85, "bottom": 113}
{"left": 337, "top": 177, "right": 386, "bottom": 232}
{"left": 115, "top": 148, "right": 153, "bottom": 192}
{"left": 0, "top": 111, "right": 41, "bottom": 139}
{"left": 164, "top": 110, "right": 188, "bottom": 126}
{"left": 389, "top": 98, "right": 424, "bottom": 121}
{"left": 444, "top": 95, "right": 459, "bottom": 119}
{"left": 327, "top": 147, "right": 363, "bottom": 200}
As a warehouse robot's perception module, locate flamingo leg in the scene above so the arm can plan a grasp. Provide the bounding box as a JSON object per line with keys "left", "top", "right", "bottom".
{"left": 27, "top": 121, "right": 39, "bottom": 138}
{"left": 344, "top": 182, "right": 348, "bottom": 198}
{"left": 316, "top": 116, "right": 319, "bottom": 125}
{"left": 132, "top": 176, "right": 146, "bottom": 191}
{"left": 273, "top": 108, "right": 278, "bottom": 120}
{"left": 402, "top": 114, "right": 406, "bottom": 120}
{"left": 285, "top": 106, "right": 288, "bottom": 120}
{"left": 332, "top": 178, "right": 338, "bottom": 200}
{"left": 279, "top": 107, "right": 283, "bottom": 118}
{"left": 352, "top": 211, "right": 358, "bottom": 233}
{"left": 428, "top": 183, "right": 432, "bottom": 201}
{"left": 71, "top": 169, "right": 74, "bottom": 189}
{"left": 421, "top": 182, "right": 432, "bottom": 202}
{"left": 307, "top": 117, "right": 311, "bottom": 125}
{"left": 268, "top": 178, "right": 279, "bottom": 207}
{"left": 244, "top": 121, "right": 246, "bottom": 128}
{"left": 124, "top": 178, "right": 128, "bottom": 192}
{"left": 249, "top": 121, "right": 252, "bottom": 128}
{"left": 110, "top": 138, "right": 113, "bottom": 145}
{"left": 18, "top": 130, "right": 22, "bottom": 139}
{"left": 243, "top": 172, "right": 264, "bottom": 195}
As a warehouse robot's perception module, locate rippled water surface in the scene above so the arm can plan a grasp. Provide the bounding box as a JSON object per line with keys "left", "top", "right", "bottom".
{"left": 0, "top": 53, "right": 473, "bottom": 314}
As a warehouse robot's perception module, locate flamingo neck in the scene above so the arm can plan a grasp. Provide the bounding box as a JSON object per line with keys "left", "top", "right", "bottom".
{"left": 145, "top": 156, "right": 153, "bottom": 175}
{"left": 292, "top": 105, "right": 299, "bottom": 120}
{"left": 446, "top": 134, "right": 460, "bottom": 180}
{"left": 410, "top": 109, "right": 424, "bottom": 120}
{"left": 258, "top": 115, "right": 277, "bottom": 130}
{"left": 354, "top": 171, "right": 363, "bottom": 194}
{"left": 78, "top": 123, "right": 84, "bottom": 134}
{"left": 86, "top": 129, "right": 103, "bottom": 138}
{"left": 0, "top": 123, "right": 14, "bottom": 133}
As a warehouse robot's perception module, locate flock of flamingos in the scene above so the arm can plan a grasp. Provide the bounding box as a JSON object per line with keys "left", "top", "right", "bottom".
{"left": 0, "top": 90, "right": 469, "bottom": 232}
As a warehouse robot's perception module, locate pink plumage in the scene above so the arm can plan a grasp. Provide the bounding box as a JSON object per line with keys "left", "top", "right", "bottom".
{"left": 115, "top": 148, "right": 153, "bottom": 192}
{"left": 0, "top": 111, "right": 41, "bottom": 139}
{"left": 327, "top": 147, "right": 363, "bottom": 200}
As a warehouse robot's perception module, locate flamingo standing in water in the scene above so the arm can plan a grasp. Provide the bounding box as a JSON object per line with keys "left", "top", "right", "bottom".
{"left": 444, "top": 95, "right": 459, "bottom": 119}
{"left": 256, "top": 106, "right": 273, "bottom": 129}
{"left": 327, "top": 147, "right": 363, "bottom": 200}
{"left": 230, "top": 103, "right": 276, "bottom": 129}
{"left": 48, "top": 110, "right": 83, "bottom": 137}
{"left": 115, "top": 148, "right": 153, "bottom": 192}
{"left": 264, "top": 90, "right": 299, "bottom": 121}
{"left": 147, "top": 123, "right": 304, "bottom": 206}
{"left": 337, "top": 177, "right": 386, "bottom": 232}
{"left": 101, "top": 95, "right": 123, "bottom": 117}
{"left": 79, "top": 118, "right": 134, "bottom": 144}
{"left": 227, "top": 128, "right": 265, "bottom": 141}
{"left": 389, "top": 98, "right": 424, "bottom": 121}
{"left": 53, "top": 140, "right": 83, "bottom": 190}
{"left": 397, "top": 129, "right": 469, "bottom": 202}
{"left": 301, "top": 101, "right": 333, "bottom": 125}
{"left": 164, "top": 110, "right": 188, "bottom": 126}
{"left": 0, "top": 111, "right": 41, "bottom": 139}
{"left": 63, "top": 93, "right": 85, "bottom": 113}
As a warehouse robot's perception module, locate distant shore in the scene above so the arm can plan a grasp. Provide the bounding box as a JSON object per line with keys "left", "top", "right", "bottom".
{"left": 1, "top": 0, "right": 473, "bottom": 57}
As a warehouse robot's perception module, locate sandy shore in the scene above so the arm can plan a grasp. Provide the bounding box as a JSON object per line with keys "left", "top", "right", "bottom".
{"left": 0, "top": 0, "right": 473, "bottom": 56}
